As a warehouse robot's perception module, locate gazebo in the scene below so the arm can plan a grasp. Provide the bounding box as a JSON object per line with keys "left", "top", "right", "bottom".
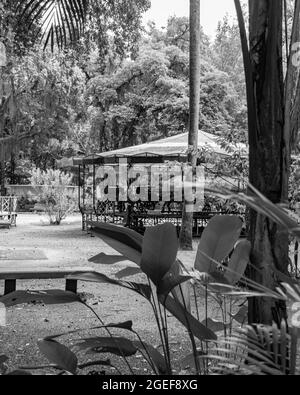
{"left": 73, "top": 130, "right": 247, "bottom": 235}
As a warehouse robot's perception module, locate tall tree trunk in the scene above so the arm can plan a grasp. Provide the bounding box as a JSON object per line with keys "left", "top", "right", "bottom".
{"left": 0, "top": 159, "right": 6, "bottom": 196}
{"left": 0, "top": 67, "right": 5, "bottom": 196}
{"left": 10, "top": 152, "right": 16, "bottom": 184}
{"left": 285, "top": 0, "right": 300, "bottom": 149}
{"left": 180, "top": 0, "right": 200, "bottom": 250}
{"left": 247, "top": 0, "right": 289, "bottom": 325}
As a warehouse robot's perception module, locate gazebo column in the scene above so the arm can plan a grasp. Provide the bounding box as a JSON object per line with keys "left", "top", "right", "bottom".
{"left": 78, "top": 164, "right": 81, "bottom": 210}
{"left": 82, "top": 164, "right": 87, "bottom": 230}
{"left": 125, "top": 202, "right": 132, "bottom": 228}
{"left": 78, "top": 164, "right": 86, "bottom": 231}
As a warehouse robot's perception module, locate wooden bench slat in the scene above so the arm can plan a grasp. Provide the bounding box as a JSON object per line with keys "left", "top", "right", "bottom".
{"left": 0, "top": 267, "right": 94, "bottom": 280}
{"left": 0, "top": 267, "right": 96, "bottom": 295}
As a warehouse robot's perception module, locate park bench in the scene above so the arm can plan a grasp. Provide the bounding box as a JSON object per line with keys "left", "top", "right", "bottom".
{"left": 0, "top": 266, "right": 95, "bottom": 295}
{"left": 0, "top": 196, "right": 18, "bottom": 228}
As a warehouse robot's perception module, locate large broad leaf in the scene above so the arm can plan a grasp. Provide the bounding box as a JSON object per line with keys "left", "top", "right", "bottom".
{"left": 173, "top": 260, "right": 191, "bottom": 312}
{"left": 141, "top": 223, "right": 179, "bottom": 285}
{"left": 225, "top": 240, "right": 251, "bottom": 284}
{"left": 133, "top": 341, "right": 167, "bottom": 375}
{"left": 157, "top": 273, "right": 191, "bottom": 301}
{"left": 115, "top": 266, "right": 143, "bottom": 279}
{"left": 45, "top": 321, "right": 134, "bottom": 341}
{"left": 0, "top": 290, "right": 80, "bottom": 307}
{"left": 195, "top": 215, "right": 242, "bottom": 273}
{"left": 68, "top": 271, "right": 123, "bottom": 286}
{"left": 230, "top": 306, "right": 248, "bottom": 324}
{"left": 67, "top": 271, "right": 152, "bottom": 300}
{"left": 38, "top": 339, "right": 78, "bottom": 374}
{"left": 74, "top": 337, "right": 138, "bottom": 357}
{"left": 161, "top": 294, "right": 217, "bottom": 341}
{"left": 141, "top": 224, "right": 191, "bottom": 311}
{"left": 87, "top": 221, "right": 190, "bottom": 309}
{"left": 157, "top": 262, "right": 191, "bottom": 308}
{"left": 90, "top": 222, "right": 143, "bottom": 265}
{"left": 89, "top": 223, "right": 186, "bottom": 306}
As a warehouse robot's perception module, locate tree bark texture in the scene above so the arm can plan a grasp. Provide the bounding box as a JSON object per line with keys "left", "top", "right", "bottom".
{"left": 247, "top": 0, "right": 289, "bottom": 325}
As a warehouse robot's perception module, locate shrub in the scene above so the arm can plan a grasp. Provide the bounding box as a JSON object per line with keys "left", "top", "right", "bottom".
{"left": 30, "top": 168, "right": 77, "bottom": 225}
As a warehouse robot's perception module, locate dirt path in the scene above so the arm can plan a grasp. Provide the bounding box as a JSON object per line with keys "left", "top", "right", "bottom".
{"left": 0, "top": 214, "right": 212, "bottom": 375}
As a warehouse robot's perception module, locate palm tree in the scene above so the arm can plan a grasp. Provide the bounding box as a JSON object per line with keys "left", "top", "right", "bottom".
{"left": 0, "top": 41, "right": 7, "bottom": 195}
{"left": 285, "top": 0, "right": 300, "bottom": 152}
{"left": 0, "top": 40, "right": 16, "bottom": 195}
{"left": 18, "top": 0, "right": 88, "bottom": 50}
{"left": 179, "top": 0, "right": 200, "bottom": 251}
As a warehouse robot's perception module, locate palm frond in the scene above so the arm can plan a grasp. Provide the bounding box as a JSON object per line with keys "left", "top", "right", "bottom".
{"left": 17, "top": 0, "right": 89, "bottom": 50}
{"left": 204, "top": 322, "right": 299, "bottom": 375}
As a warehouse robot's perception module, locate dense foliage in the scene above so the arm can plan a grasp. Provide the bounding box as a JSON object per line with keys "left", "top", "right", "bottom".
{"left": 0, "top": 8, "right": 247, "bottom": 183}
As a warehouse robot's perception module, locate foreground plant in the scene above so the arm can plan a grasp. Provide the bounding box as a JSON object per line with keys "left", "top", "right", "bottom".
{"left": 65, "top": 222, "right": 217, "bottom": 375}
{"left": 21, "top": 215, "right": 255, "bottom": 375}
{"left": 2, "top": 193, "right": 300, "bottom": 375}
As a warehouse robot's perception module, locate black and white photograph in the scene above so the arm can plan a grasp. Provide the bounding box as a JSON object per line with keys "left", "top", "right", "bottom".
{"left": 0, "top": 0, "right": 300, "bottom": 381}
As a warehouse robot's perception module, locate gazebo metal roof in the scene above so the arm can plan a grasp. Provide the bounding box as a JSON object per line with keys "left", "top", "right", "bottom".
{"left": 73, "top": 131, "right": 247, "bottom": 165}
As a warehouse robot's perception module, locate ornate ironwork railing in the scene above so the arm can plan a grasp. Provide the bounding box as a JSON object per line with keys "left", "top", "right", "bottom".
{"left": 77, "top": 163, "right": 246, "bottom": 235}
{"left": 80, "top": 198, "right": 245, "bottom": 237}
